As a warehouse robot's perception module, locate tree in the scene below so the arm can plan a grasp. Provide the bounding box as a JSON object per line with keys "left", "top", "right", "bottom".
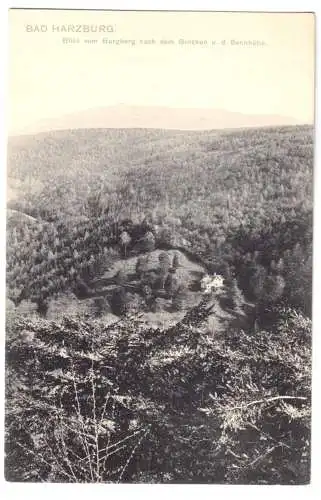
{"left": 141, "top": 283, "right": 153, "bottom": 300}
{"left": 172, "top": 252, "right": 180, "bottom": 269}
{"left": 120, "top": 231, "right": 131, "bottom": 258}
{"left": 141, "top": 217, "right": 155, "bottom": 236}
{"left": 159, "top": 252, "right": 171, "bottom": 268}
{"left": 250, "top": 264, "right": 268, "bottom": 301}
{"left": 85, "top": 192, "right": 104, "bottom": 219}
{"left": 158, "top": 227, "right": 174, "bottom": 247}
{"left": 229, "top": 278, "right": 245, "bottom": 312}
{"left": 221, "top": 262, "right": 233, "bottom": 284}
{"left": 37, "top": 298, "right": 48, "bottom": 317}
{"left": 261, "top": 274, "right": 285, "bottom": 305}
{"left": 120, "top": 219, "right": 134, "bottom": 234}
{"left": 141, "top": 231, "right": 155, "bottom": 253}
{"left": 158, "top": 252, "right": 171, "bottom": 288}
{"left": 146, "top": 294, "right": 156, "bottom": 312}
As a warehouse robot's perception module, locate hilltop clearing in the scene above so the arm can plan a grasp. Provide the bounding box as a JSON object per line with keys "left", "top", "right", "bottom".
{"left": 10, "top": 248, "right": 245, "bottom": 331}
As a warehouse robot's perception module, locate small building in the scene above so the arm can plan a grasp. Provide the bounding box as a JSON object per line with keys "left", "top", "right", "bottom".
{"left": 200, "top": 273, "right": 224, "bottom": 294}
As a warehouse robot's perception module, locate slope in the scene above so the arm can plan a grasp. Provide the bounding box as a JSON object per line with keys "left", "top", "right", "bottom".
{"left": 7, "top": 125, "right": 313, "bottom": 224}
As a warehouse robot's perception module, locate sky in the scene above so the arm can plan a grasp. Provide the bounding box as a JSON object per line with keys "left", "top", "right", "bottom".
{"left": 8, "top": 9, "right": 315, "bottom": 133}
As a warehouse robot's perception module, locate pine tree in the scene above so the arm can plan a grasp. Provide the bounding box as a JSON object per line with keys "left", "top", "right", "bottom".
{"left": 172, "top": 252, "right": 180, "bottom": 269}
{"left": 261, "top": 274, "right": 285, "bottom": 305}
{"left": 158, "top": 252, "right": 171, "bottom": 288}
{"left": 229, "top": 278, "right": 245, "bottom": 313}
{"left": 251, "top": 264, "right": 267, "bottom": 301}
{"left": 37, "top": 298, "right": 48, "bottom": 317}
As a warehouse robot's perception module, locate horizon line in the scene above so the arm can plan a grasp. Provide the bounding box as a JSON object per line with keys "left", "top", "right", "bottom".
{"left": 9, "top": 104, "right": 313, "bottom": 137}
{"left": 8, "top": 122, "right": 314, "bottom": 139}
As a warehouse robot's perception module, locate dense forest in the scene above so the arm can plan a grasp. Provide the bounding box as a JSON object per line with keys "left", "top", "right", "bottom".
{"left": 5, "top": 124, "right": 313, "bottom": 483}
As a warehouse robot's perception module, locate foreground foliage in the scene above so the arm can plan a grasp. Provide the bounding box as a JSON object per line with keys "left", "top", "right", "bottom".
{"left": 5, "top": 302, "right": 311, "bottom": 483}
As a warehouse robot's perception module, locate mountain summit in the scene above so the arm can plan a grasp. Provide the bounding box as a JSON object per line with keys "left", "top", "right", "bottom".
{"left": 11, "top": 105, "right": 300, "bottom": 135}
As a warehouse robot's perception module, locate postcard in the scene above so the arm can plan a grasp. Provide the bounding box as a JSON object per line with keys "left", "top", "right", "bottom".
{"left": 5, "top": 8, "right": 315, "bottom": 486}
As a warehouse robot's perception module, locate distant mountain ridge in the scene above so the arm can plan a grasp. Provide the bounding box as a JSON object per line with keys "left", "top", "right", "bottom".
{"left": 10, "top": 105, "right": 303, "bottom": 136}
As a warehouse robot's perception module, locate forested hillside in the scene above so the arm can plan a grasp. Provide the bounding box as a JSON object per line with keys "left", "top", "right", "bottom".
{"left": 7, "top": 125, "right": 313, "bottom": 315}
{"left": 8, "top": 125, "right": 312, "bottom": 223}
{"left": 5, "top": 124, "right": 313, "bottom": 483}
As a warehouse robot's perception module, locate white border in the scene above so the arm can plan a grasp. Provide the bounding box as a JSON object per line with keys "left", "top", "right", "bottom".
{"left": 1, "top": 2, "right": 320, "bottom": 500}
{"left": 1, "top": 1, "right": 319, "bottom": 12}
